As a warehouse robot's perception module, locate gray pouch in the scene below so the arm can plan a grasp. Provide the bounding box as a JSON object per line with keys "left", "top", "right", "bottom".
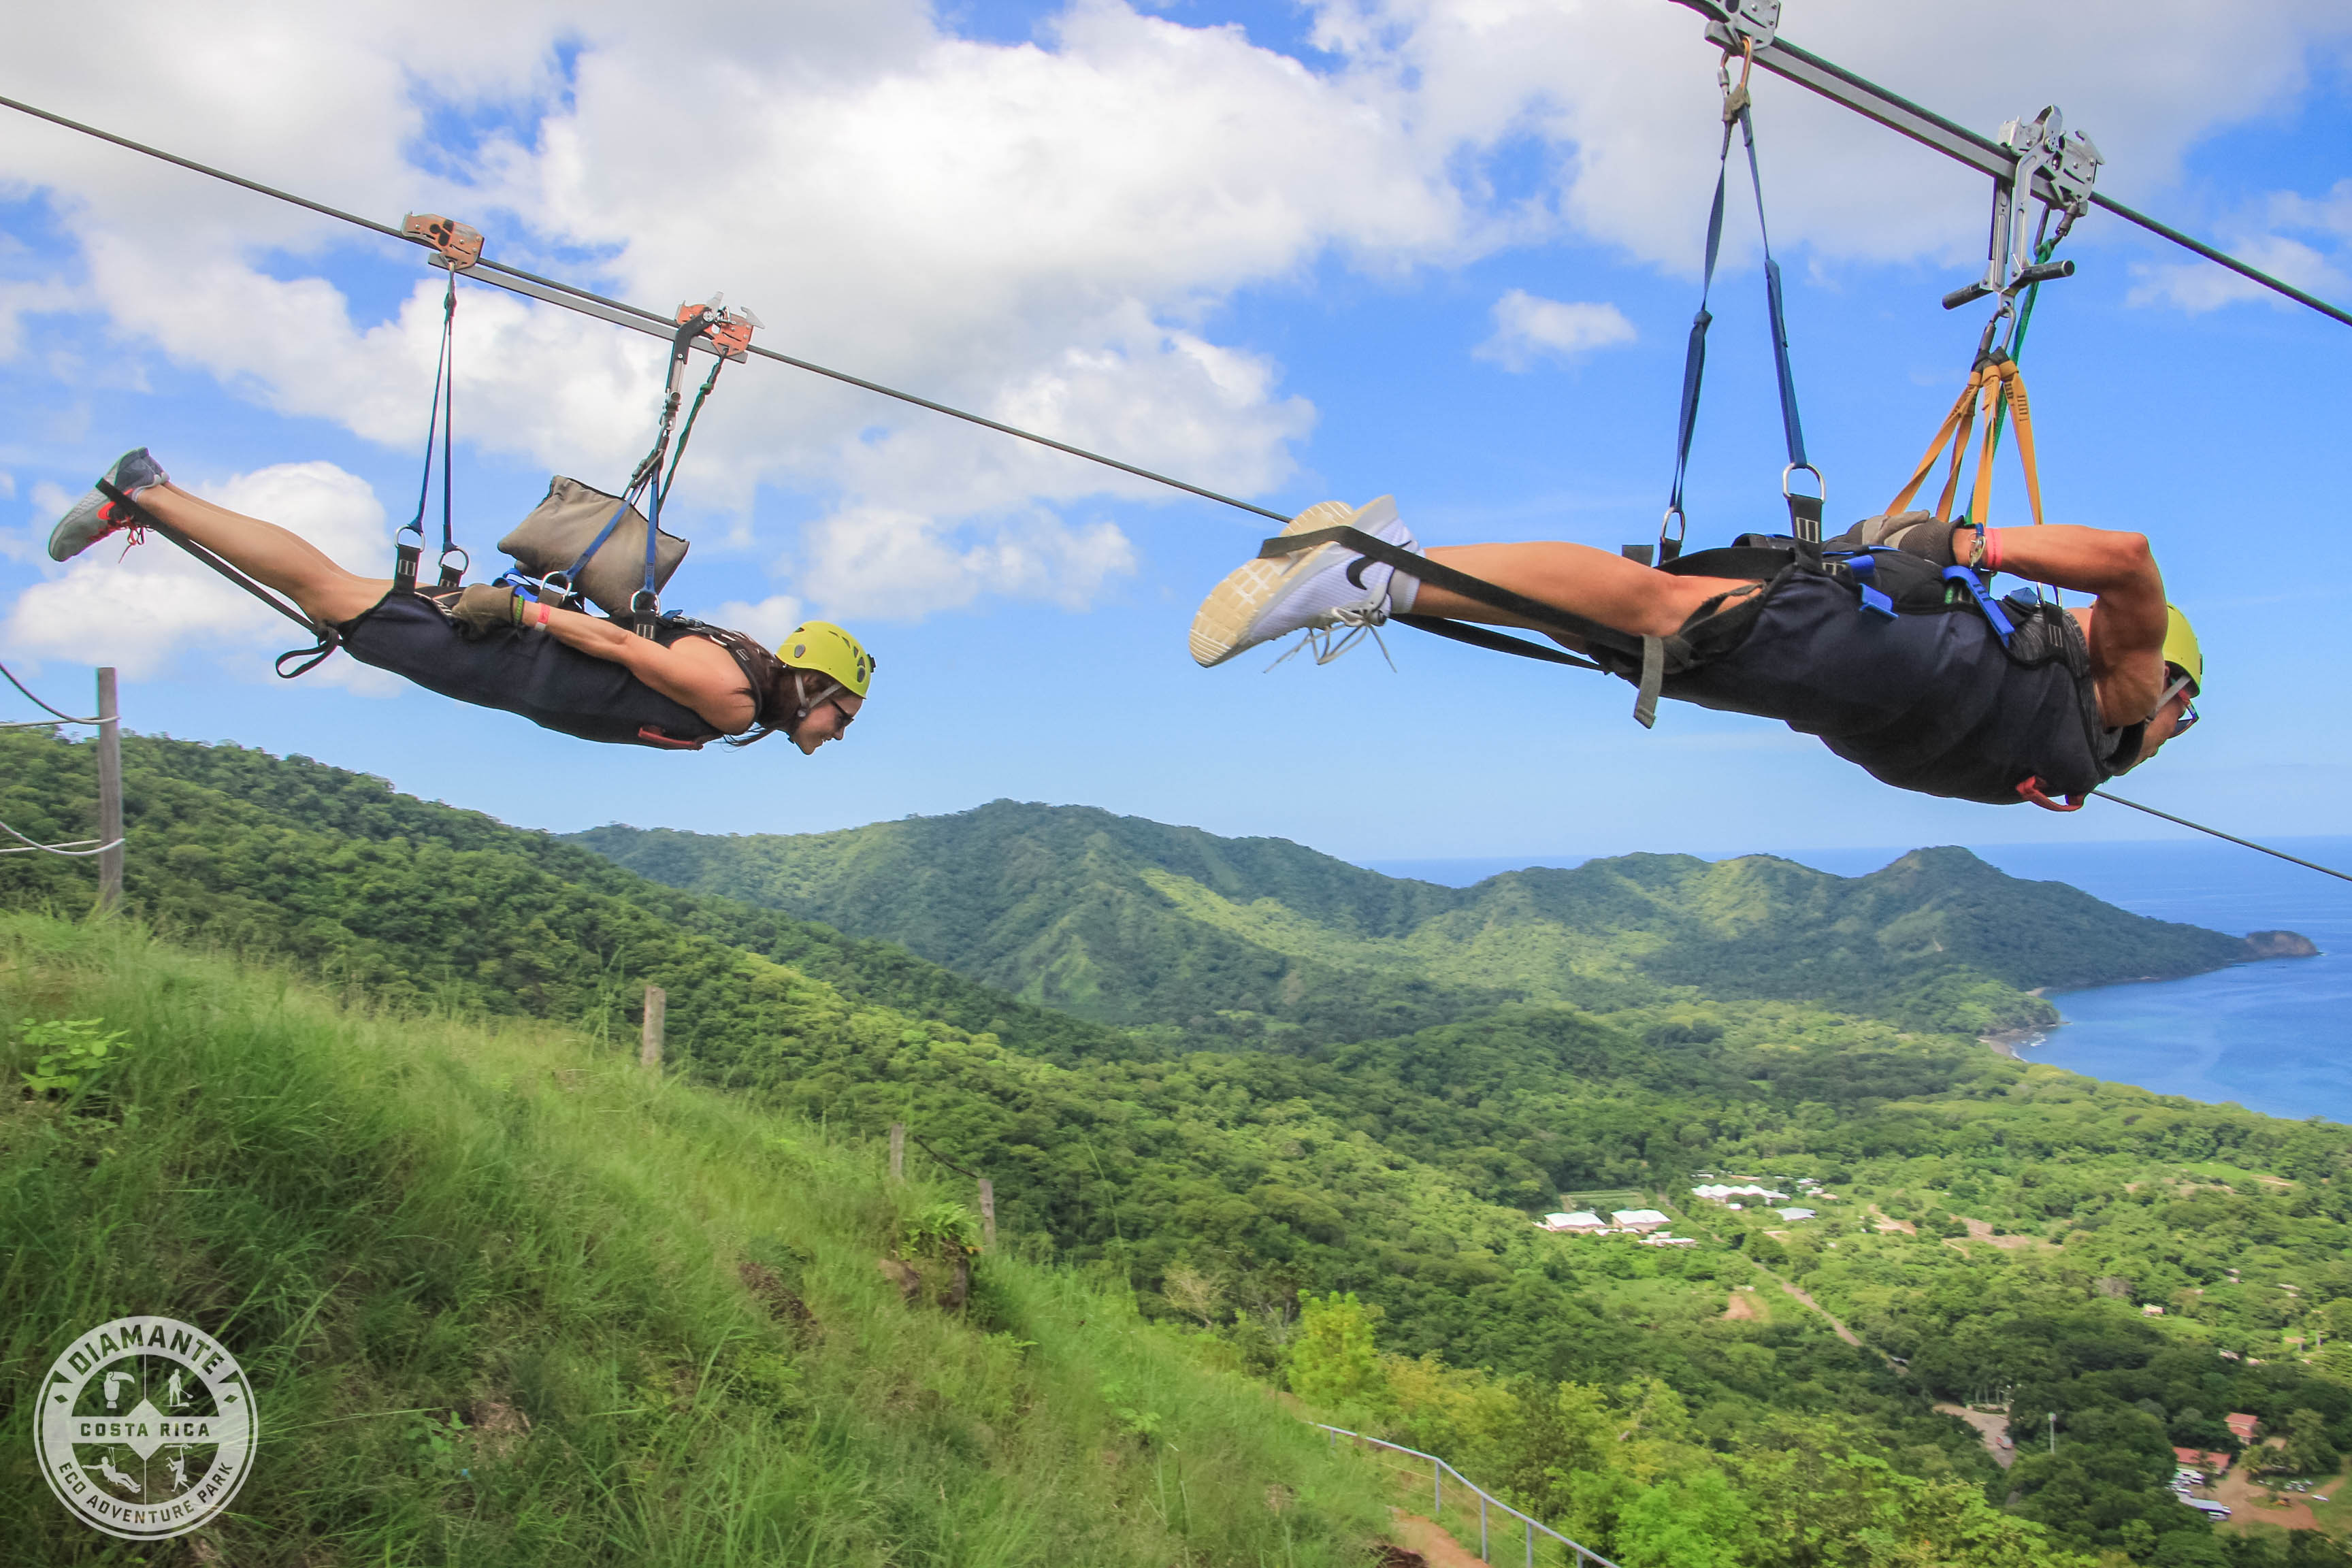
{"left": 498, "top": 475, "right": 688, "bottom": 618}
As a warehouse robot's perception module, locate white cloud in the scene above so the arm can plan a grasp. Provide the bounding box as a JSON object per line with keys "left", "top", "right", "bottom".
{"left": 5, "top": 461, "right": 398, "bottom": 689}
{"left": 707, "top": 594, "right": 806, "bottom": 647}
{"left": 796, "top": 505, "right": 1137, "bottom": 621}
{"left": 2124, "top": 178, "right": 2352, "bottom": 314}
{"left": 1307, "top": 0, "right": 2352, "bottom": 273}
{"left": 1474, "top": 289, "right": 1635, "bottom": 371}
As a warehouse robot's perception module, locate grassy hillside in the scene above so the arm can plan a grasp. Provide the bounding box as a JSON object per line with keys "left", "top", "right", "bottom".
{"left": 0, "top": 912, "right": 1386, "bottom": 1565}
{"left": 574, "top": 800, "right": 2259, "bottom": 1039}
{"left": 0, "top": 733, "right": 1143, "bottom": 1067}
{"left": 11, "top": 733, "right": 2351, "bottom": 1566}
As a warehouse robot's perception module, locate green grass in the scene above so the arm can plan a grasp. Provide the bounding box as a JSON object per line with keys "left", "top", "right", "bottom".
{"left": 0, "top": 912, "right": 1389, "bottom": 1565}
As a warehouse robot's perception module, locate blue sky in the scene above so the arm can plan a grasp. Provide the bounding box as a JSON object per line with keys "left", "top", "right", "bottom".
{"left": 1, "top": 0, "right": 2348, "bottom": 867}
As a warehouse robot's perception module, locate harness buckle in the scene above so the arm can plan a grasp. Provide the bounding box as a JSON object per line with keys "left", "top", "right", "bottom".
{"left": 1844, "top": 551, "right": 1896, "bottom": 619}
{"left": 393, "top": 523, "right": 423, "bottom": 594}
{"left": 1780, "top": 463, "right": 1825, "bottom": 547}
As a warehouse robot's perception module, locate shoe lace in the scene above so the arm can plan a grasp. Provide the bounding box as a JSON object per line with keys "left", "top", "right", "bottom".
{"left": 1263, "top": 601, "right": 1396, "bottom": 672}
{"left": 99, "top": 500, "right": 148, "bottom": 557}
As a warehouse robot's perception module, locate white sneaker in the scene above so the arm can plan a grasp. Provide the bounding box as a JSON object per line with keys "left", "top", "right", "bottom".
{"left": 1188, "top": 496, "right": 1420, "bottom": 668}
{"left": 48, "top": 448, "right": 171, "bottom": 561}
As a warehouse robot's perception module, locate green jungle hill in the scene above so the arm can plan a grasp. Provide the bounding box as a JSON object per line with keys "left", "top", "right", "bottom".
{"left": 574, "top": 800, "right": 2266, "bottom": 1043}
{"left": 4, "top": 731, "right": 2347, "bottom": 1568}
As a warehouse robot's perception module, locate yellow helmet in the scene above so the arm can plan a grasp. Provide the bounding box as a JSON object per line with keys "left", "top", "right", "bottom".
{"left": 2163, "top": 605, "right": 2202, "bottom": 694}
{"left": 779, "top": 621, "right": 875, "bottom": 697}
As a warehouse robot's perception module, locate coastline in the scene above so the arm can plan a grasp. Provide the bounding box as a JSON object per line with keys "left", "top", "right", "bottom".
{"left": 1979, "top": 1025, "right": 2049, "bottom": 1060}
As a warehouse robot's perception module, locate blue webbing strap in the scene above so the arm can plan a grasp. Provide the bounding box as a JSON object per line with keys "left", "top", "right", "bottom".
{"left": 1661, "top": 117, "right": 1738, "bottom": 563}
{"left": 1842, "top": 551, "right": 1897, "bottom": 619}
{"left": 559, "top": 491, "right": 644, "bottom": 589}
{"left": 1734, "top": 100, "right": 1820, "bottom": 544}
{"left": 1942, "top": 564, "right": 2015, "bottom": 644}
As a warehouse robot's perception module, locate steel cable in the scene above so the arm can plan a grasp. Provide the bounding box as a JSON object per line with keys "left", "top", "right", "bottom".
{"left": 0, "top": 91, "right": 1289, "bottom": 524}
{"left": 0, "top": 659, "right": 101, "bottom": 724}
{"left": 2093, "top": 792, "right": 2352, "bottom": 885}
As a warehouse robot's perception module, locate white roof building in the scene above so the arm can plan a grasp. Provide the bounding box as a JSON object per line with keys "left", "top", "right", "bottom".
{"left": 1774, "top": 1207, "right": 1817, "bottom": 1222}
{"left": 1542, "top": 1211, "right": 1610, "bottom": 1232}
{"left": 1613, "top": 1209, "right": 1671, "bottom": 1232}
{"left": 1692, "top": 1183, "right": 1788, "bottom": 1202}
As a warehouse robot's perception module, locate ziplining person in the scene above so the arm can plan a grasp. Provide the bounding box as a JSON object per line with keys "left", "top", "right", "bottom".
{"left": 1186, "top": 29, "right": 2206, "bottom": 813}
{"left": 1188, "top": 497, "right": 2202, "bottom": 808}
{"left": 48, "top": 448, "right": 873, "bottom": 754}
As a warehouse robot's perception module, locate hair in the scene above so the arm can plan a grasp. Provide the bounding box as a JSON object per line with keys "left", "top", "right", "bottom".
{"left": 676, "top": 624, "right": 802, "bottom": 748}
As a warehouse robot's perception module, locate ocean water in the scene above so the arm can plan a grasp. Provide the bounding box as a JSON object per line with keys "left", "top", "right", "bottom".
{"left": 1365, "top": 838, "right": 2352, "bottom": 1126}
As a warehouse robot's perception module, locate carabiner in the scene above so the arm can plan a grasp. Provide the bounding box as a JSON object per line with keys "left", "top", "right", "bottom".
{"left": 1780, "top": 462, "right": 1825, "bottom": 502}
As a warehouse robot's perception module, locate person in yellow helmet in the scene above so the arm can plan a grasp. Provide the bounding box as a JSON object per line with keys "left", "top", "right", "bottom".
{"left": 46, "top": 448, "right": 870, "bottom": 754}
{"left": 1193, "top": 500, "right": 2198, "bottom": 806}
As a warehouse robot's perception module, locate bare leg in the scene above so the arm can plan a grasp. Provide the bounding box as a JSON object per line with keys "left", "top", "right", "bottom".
{"left": 1411, "top": 542, "right": 1754, "bottom": 642}
{"left": 131, "top": 483, "right": 391, "bottom": 625}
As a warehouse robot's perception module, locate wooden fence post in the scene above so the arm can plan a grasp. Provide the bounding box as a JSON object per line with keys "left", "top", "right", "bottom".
{"left": 977, "top": 1178, "right": 996, "bottom": 1253}
{"left": 889, "top": 1122, "right": 906, "bottom": 1183}
{"left": 95, "top": 668, "right": 122, "bottom": 913}
{"left": 640, "top": 985, "right": 666, "bottom": 1071}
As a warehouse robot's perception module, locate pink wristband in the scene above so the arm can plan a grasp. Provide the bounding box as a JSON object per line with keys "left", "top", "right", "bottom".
{"left": 536, "top": 601, "right": 552, "bottom": 627}
{"left": 1980, "top": 528, "right": 2004, "bottom": 572}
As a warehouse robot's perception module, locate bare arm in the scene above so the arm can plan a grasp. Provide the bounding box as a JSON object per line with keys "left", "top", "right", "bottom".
{"left": 534, "top": 602, "right": 758, "bottom": 732}
{"left": 1954, "top": 524, "right": 2169, "bottom": 724}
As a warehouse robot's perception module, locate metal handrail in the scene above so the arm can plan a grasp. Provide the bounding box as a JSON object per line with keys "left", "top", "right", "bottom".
{"left": 1313, "top": 1423, "right": 1621, "bottom": 1567}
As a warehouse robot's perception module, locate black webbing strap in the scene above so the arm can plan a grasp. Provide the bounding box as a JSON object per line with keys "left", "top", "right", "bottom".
{"left": 1263, "top": 526, "right": 1643, "bottom": 657}
{"left": 1391, "top": 615, "right": 1604, "bottom": 672}
{"left": 95, "top": 480, "right": 342, "bottom": 678}
{"left": 1259, "top": 526, "right": 1689, "bottom": 728}
{"left": 394, "top": 268, "right": 464, "bottom": 594}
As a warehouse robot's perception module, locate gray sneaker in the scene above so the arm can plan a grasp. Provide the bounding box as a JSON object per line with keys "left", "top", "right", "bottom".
{"left": 48, "top": 448, "right": 171, "bottom": 561}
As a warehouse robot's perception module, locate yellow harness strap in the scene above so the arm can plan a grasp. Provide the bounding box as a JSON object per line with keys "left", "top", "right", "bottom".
{"left": 1886, "top": 357, "right": 2045, "bottom": 532}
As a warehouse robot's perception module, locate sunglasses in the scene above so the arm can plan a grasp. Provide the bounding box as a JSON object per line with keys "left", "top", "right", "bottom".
{"left": 2155, "top": 672, "right": 2198, "bottom": 736}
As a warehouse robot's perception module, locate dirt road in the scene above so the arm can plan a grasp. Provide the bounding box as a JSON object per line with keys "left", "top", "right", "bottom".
{"left": 1390, "top": 1509, "right": 1491, "bottom": 1568}
{"left": 1933, "top": 1403, "right": 2015, "bottom": 1469}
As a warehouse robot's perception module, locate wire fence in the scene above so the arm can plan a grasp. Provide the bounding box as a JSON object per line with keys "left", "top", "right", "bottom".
{"left": 0, "top": 664, "right": 125, "bottom": 895}
{"left": 1313, "top": 1422, "right": 1620, "bottom": 1567}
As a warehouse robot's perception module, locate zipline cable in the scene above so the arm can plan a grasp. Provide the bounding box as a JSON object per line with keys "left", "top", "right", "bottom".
{"left": 0, "top": 91, "right": 1291, "bottom": 525}
{"left": 9, "top": 95, "right": 2349, "bottom": 884}
{"left": 0, "top": 659, "right": 101, "bottom": 725}
{"left": 0, "top": 659, "right": 123, "bottom": 859}
{"left": 2091, "top": 792, "right": 2352, "bottom": 886}
{"left": 0, "top": 821, "right": 120, "bottom": 858}
{"left": 1662, "top": 20, "right": 2352, "bottom": 332}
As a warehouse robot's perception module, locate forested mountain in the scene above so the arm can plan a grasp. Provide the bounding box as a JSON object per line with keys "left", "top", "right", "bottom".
{"left": 7, "top": 732, "right": 2347, "bottom": 1568}
{"left": 576, "top": 800, "right": 2261, "bottom": 1039}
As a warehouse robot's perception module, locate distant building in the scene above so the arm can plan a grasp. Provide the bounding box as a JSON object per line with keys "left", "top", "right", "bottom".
{"left": 2143, "top": 1304, "right": 2166, "bottom": 1317}
{"left": 2226, "top": 1413, "right": 2259, "bottom": 1444}
{"left": 1691, "top": 1183, "right": 1787, "bottom": 1202}
{"left": 1640, "top": 1234, "right": 1698, "bottom": 1247}
{"left": 1613, "top": 1209, "right": 1670, "bottom": 1234}
{"left": 1541, "top": 1211, "right": 1610, "bottom": 1234}
{"left": 1774, "top": 1207, "right": 1817, "bottom": 1222}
